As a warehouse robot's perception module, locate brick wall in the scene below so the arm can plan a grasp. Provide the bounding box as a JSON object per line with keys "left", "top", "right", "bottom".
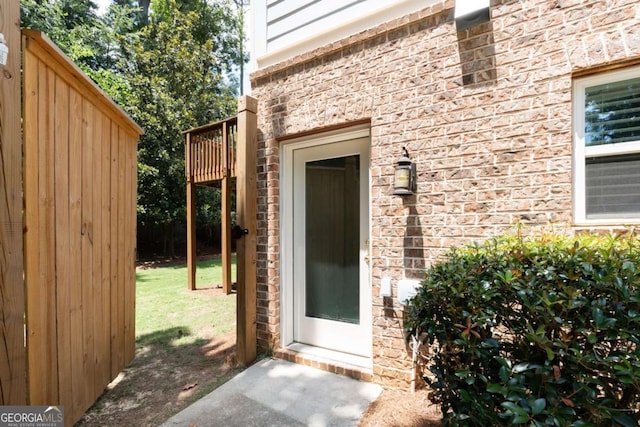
{"left": 250, "top": 0, "right": 640, "bottom": 387}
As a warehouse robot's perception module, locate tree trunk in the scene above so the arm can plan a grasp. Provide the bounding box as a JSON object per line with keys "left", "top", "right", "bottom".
{"left": 138, "top": 0, "right": 150, "bottom": 19}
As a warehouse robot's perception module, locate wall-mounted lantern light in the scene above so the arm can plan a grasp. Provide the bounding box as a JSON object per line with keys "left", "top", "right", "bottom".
{"left": 393, "top": 147, "right": 417, "bottom": 196}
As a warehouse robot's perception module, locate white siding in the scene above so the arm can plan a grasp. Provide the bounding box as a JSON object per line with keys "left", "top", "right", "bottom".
{"left": 250, "top": 0, "right": 440, "bottom": 70}
{"left": 267, "top": 0, "right": 365, "bottom": 48}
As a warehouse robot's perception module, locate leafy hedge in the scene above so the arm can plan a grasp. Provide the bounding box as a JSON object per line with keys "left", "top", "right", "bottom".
{"left": 405, "top": 233, "right": 640, "bottom": 426}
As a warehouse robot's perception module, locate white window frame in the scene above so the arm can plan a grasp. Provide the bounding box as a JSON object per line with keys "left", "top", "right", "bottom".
{"left": 573, "top": 65, "right": 640, "bottom": 225}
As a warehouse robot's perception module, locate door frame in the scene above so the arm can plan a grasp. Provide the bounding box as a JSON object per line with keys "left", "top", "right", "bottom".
{"left": 280, "top": 125, "right": 372, "bottom": 364}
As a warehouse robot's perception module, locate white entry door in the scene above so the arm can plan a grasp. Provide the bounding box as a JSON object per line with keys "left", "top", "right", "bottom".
{"left": 284, "top": 133, "right": 371, "bottom": 358}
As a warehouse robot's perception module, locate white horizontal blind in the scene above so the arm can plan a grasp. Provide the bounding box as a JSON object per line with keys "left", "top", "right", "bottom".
{"left": 586, "top": 153, "right": 640, "bottom": 218}
{"left": 585, "top": 76, "right": 640, "bottom": 146}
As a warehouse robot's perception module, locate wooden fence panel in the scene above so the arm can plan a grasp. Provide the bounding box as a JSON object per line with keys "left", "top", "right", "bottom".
{"left": 0, "top": 0, "right": 26, "bottom": 405}
{"left": 126, "top": 132, "right": 137, "bottom": 364}
{"left": 53, "top": 73, "right": 73, "bottom": 412}
{"left": 28, "top": 53, "right": 60, "bottom": 405}
{"left": 68, "top": 85, "right": 84, "bottom": 421}
{"left": 99, "top": 114, "right": 112, "bottom": 394}
{"left": 22, "top": 30, "right": 142, "bottom": 425}
{"left": 54, "top": 76, "right": 73, "bottom": 415}
{"left": 110, "top": 124, "right": 121, "bottom": 379}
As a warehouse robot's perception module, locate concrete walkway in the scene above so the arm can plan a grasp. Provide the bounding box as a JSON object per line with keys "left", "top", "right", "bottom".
{"left": 161, "top": 358, "right": 382, "bottom": 427}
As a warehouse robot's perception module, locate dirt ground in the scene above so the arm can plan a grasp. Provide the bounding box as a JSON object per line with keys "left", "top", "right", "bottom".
{"left": 76, "top": 261, "right": 442, "bottom": 426}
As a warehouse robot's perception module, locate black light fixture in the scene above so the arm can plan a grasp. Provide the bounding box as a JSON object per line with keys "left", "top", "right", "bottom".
{"left": 393, "top": 147, "right": 417, "bottom": 196}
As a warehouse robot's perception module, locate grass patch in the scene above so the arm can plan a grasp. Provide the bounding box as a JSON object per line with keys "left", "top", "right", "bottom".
{"left": 135, "top": 256, "right": 237, "bottom": 346}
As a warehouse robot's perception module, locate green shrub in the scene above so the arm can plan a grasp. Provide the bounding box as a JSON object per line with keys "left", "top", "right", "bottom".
{"left": 406, "top": 232, "right": 640, "bottom": 427}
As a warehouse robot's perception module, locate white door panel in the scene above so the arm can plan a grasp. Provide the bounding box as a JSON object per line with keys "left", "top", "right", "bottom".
{"left": 286, "top": 136, "right": 371, "bottom": 357}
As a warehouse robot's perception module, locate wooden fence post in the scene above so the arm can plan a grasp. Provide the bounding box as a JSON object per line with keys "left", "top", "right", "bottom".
{"left": 236, "top": 95, "right": 257, "bottom": 365}
{"left": 221, "top": 121, "right": 232, "bottom": 294}
{"left": 0, "top": 0, "right": 26, "bottom": 405}
{"left": 186, "top": 132, "right": 197, "bottom": 290}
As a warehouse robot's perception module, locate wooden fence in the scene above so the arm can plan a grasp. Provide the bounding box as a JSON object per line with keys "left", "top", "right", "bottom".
{"left": 22, "top": 30, "right": 142, "bottom": 425}
{"left": 0, "top": 0, "right": 26, "bottom": 407}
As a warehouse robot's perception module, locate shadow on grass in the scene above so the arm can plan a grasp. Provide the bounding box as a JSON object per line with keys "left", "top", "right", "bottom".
{"left": 76, "top": 327, "right": 240, "bottom": 427}
{"left": 135, "top": 271, "right": 149, "bottom": 283}
{"left": 135, "top": 326, "right": 207, "bottom": 347}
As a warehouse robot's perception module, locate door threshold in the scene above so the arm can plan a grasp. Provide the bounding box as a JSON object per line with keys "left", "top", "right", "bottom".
{"left": 284, "top": 343, "right": 372, "bottom": 370}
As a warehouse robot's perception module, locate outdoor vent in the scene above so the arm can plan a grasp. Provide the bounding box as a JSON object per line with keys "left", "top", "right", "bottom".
{"left": 454, "top": 0, "right": 490, "bottom": 31}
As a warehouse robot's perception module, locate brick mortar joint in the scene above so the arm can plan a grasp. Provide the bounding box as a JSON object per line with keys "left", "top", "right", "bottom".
{"left": 250, "top": 0, "right": 452, "bottom": 83}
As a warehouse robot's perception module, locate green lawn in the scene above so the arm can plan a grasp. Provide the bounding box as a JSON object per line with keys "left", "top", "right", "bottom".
{"left": 135, "top": 256, "right": 237, "bottom": 347}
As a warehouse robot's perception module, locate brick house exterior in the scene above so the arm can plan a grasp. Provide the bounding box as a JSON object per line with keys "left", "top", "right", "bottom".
{"left": 248, "top": 0, "right": 640, "bottom": 388}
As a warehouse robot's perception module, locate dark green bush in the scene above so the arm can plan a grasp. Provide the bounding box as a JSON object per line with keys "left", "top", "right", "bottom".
{"left": 406, "top": 232, "right": 640, "bottom": 427}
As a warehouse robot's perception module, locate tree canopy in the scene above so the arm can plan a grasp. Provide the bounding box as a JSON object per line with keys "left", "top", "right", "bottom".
{"left": 21, "top": 0, "right": 246, "bottom": 255}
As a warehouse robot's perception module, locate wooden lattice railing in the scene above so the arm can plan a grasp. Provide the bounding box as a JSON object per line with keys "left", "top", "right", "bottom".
{"left": 185, "top": 117, "right": 238, "bottom": 184}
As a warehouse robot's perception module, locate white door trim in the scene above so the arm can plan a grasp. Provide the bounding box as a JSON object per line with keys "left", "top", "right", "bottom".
{"left": 280, "top": 126, "right": 371, "bottom": 363}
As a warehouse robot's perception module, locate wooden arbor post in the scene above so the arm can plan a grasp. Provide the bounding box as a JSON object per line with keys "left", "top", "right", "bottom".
{"left": 0, "top": 0, "right": 27, "bottom": 405}
{"left": 236, "top": 95, "right": 257, "bottom": 366}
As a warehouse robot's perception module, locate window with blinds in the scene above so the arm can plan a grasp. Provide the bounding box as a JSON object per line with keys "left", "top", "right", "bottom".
{"left": 585, "top": 153, "right": 640, "bottom": 218}
{"left": 574, "top": 65, "right": 640, "bottom": 223}
{"left": 585, "top": 77, "right": 640, "bottom": 147}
